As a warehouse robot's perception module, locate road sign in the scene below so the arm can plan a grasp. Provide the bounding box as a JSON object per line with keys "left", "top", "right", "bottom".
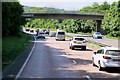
{"left": 61, "top": 26, "right": 63, "bottom": 29}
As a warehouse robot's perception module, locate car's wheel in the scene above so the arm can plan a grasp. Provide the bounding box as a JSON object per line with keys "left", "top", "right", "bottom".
{"left": 56, "top": 39, "right": 58, "bottom": 41}
{"left": 63, "top": 39, "right": 65, "bottom": 41}
{"left": 82, "top": 47, "right": 86, "bottom": 50}
{"left": 98, "top": 61, "right": 104, "bottom": 71}
{"left": 69, "top": 45, "right": 71, "bottom": 49}
{"left": 71, "top": 46, "right": 74, "bottom": 50}
{"left": 92, "top": 58, "right": 96, "bottom": 66}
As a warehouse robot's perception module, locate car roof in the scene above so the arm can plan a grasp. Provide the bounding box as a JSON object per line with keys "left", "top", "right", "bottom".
{"left": 99, "top": 47, "right": 119, "bottom": 50}
{"left": 73, "top": 36, "right": 85, "bottom": 39}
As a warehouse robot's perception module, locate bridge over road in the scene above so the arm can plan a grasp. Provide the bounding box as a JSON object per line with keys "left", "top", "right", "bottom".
{"left": 22, "top": 11, "right": 106, "bottom": 34}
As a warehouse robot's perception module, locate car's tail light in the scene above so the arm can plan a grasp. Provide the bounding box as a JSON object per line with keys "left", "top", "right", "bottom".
{"left": 57, "top": 35, "right": 58, "bottom": 37}
{"left": 83, "top": 41, "right": 86, "bottom": 43}
{"left": 103, "top": 56, "right": 111, "bottom": 59}
{"left": 73, "top": 41, "right": 77, "bottom": 43}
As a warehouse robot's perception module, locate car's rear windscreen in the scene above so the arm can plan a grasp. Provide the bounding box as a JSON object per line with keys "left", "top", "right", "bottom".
{"left": 75, "top": 38, "right": 85, "bottom": 41}
{"left": 106, "top": 50, "right": 120, "bottom": 56}
{"left": 39, "top": 33, "right": 44, "bottom": 34}
{"left": 58, "top": 32, "right": 65, "bottom": 35}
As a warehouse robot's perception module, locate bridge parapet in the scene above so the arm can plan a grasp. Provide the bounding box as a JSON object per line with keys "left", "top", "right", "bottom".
{"left": 23, "top": 10, "right": 106, "bottom": 16}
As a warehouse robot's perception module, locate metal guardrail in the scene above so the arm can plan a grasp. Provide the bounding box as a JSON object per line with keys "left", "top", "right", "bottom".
{"left": 23, "top": 10, "right": 106, "bottom": 15}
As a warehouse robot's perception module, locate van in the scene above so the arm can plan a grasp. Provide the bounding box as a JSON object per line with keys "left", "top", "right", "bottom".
{"left": 56, "top": 31, "right": 65, "bottom": 41}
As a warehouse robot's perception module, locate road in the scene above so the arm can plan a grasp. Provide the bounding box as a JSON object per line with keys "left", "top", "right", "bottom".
{"left": 18, "top": 33, "right": 119, "bottom": 80}
{"left": 66, "top": 33, "right": 119, "bottom": 47}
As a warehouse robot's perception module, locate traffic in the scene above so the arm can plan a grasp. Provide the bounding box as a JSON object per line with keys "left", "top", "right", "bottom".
{"left": 17, "top": 28, "right": 119, "bottom": 79}
{"left": 24, "top": 28, "right": 120, "bottom": 71}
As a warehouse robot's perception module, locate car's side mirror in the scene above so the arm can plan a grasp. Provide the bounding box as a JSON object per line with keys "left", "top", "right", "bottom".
{"left": 94, "top": 52, "right": 97, "bottom": 55}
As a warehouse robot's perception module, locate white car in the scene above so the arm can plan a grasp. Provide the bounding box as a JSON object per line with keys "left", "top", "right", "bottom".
{"left": 92, "top": 47, "right": 120, "bottom": 71}
{"left": 93, "top": 32, "right": 102, "bottom": 39}
{"left": 69, "top": 37, "right": 86, "bottom": 50}
{"left": 56, "top": 31, "right": 65, "bottom": 41}
{"left": 37, "top": 32, "right": 45, "bottom": 39}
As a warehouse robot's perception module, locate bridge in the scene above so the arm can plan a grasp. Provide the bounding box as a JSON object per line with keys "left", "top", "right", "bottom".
{"left": 22, "top": 10, "right": 106, "bottom": 34}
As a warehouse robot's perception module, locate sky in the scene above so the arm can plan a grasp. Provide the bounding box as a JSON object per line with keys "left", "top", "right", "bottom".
{"left": 19, "top": 0, "right": 118, "bottom": 11}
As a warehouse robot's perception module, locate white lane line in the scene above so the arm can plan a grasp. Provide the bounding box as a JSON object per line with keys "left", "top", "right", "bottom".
{"left": 86, "top": 76, "right": 91, "bottom": 80}
{"left": 15, "top": 36, "right": 36, "bottom": 80}
{"left": 72, "top": 60, "right": 77, "bottom": 64}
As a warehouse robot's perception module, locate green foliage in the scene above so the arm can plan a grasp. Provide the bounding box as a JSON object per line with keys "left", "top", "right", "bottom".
{"left": 102, "top": 1, "right": 120, "bottom": 37}
{"left": 2, "top": 2, "right": 24, "bottom": 37}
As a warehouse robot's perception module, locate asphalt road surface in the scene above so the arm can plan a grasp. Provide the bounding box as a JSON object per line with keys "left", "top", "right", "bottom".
{"left": 19, "top": 34, "right": 120, "bottom": 80}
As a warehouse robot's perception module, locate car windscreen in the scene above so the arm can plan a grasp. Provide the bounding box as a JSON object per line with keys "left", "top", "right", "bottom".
{"left": 75, "top": 38, "right": 85, "bottom": 41}
{"left": 95, "top": 33, "right": 101, "bottom": 35}
{"left": 106, "top": 50, "right": 120, "bottom": 56}
{"left": 39, "top": 33, "right": 44, "bottom": 34}
{"left": 42, "top": 30, "right": 46, "bottom": 31}
{"left": 58, "top": 32, "right": 65, "bottom": 35}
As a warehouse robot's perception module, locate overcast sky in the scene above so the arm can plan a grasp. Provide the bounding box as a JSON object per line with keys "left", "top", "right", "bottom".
{"left": 19, "top": 0, "right": 118, "bottom": 10}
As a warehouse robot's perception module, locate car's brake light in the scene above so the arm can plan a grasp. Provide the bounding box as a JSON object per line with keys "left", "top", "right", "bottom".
{"left": 103, "top": 56, "right": 111, "bottom": 59}
{"left": 83, "top": 41, "right": 86, "bottom": 43}
{"left": 73, "top": 41, "right": 77, "bottom": 43}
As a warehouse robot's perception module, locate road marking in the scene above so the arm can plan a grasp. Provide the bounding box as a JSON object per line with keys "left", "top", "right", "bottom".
{"left": 15, "top": 36, "right": 36, "bottom": 80}
{"left": 86, "top": 76, "right": 91, "bottom": 80}
{"left": 72, "top": 60, "right": 77, "bottom": 64}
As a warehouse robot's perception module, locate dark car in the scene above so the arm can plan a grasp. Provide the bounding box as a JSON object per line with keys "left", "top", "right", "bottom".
{"left": 45, "top": 29, "right": 50, "bottom": 35}
{"left": 37, "top": 32, "right": 45, "bottom": 39}
{"left": 26, "top": 28, "right": 30, "bottom": 32}
{"left": 45, "top": 31, "right": 49, "bottom": 35}
{"left": 42, "top": 29, "right": 46, "bottom": 33}
{"left": 30, "top": 30, "right": 34, "bottom": 33}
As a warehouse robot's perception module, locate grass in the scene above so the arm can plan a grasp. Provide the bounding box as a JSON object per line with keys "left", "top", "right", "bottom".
{"left": 86, "top": 41, "right": 102, "bottom": 49}
{"left": 104, "top": 35, "right": 120, "bottom": 40}
{"left": 2, "top": 32, "right": 32, "bottom": 70}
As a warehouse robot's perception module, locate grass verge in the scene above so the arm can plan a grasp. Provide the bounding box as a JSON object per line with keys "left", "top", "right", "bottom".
{"left": 104, "top": 35, "right": 120, "bottom": 40}
{"left": 86, "top": 41, "right": 102, "bottom": 49}
{"left": 2, "top": 32, "right": 32, "bottom": 70}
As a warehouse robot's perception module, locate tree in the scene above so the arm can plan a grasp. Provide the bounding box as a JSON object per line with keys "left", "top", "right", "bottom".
{"left": 2, "top": 2, "right": 24, "bottom": 36}
{"left": 102, "top": 1, "right": 120, "bottom": 37}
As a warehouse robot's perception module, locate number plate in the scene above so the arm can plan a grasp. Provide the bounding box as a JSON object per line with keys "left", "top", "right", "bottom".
{"left": 77, "top": 42, "right": 82, "bottom": 44}
{"left": 113, "top": 59, "right": 120, "bottom": 62}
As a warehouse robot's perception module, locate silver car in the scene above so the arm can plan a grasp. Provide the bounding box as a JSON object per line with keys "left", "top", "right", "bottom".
{"left": 93, "top": 32, "right": 102, "bottom": 39}
{"left": 50, "top": 32, "right": 56, "bottom": 37}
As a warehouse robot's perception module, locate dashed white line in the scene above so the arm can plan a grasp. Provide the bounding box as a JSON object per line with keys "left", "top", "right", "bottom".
{"left": 86, "top": 76, "right": 91, "bottom": 80}
{"left": 15, "top": 36, "right": 36, "bottom": 80}
{"left": 72, "top": 60, "right": 77, "bottom": 64}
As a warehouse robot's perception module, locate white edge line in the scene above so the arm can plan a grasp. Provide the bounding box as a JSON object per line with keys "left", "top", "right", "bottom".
{"left": 15, "top": 36, "right": 36, "bottom": 80}
{"left": 86, "top": 76, "right": 91, "bottom": 80}
{"left": 72, "top": 60, "right": 77, "bottom": 64}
